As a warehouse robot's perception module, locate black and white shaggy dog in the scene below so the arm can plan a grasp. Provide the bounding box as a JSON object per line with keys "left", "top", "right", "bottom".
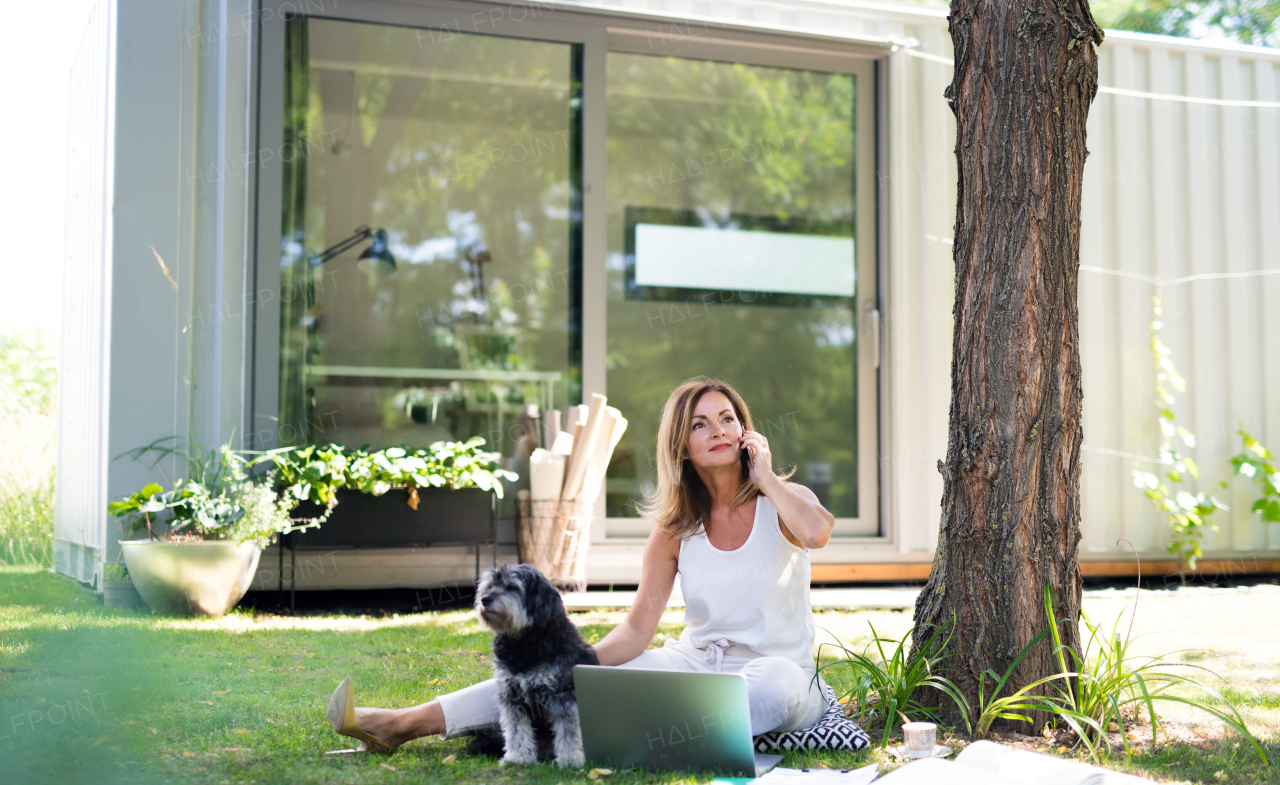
{"left": 473, "top": 564, "right": 598, "bottom": 768}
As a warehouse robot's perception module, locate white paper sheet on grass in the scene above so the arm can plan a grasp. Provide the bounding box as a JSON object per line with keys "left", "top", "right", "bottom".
{"left": 634, "top": 223, "right": 855, "bottom": 297}
{"left": 750, "top": 762, "right": 879, "bottom": 784}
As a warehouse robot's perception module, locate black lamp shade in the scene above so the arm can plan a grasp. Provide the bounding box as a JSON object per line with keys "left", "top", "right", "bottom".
{"left": 357, "top": 228, "right": 396, "bottom": 273}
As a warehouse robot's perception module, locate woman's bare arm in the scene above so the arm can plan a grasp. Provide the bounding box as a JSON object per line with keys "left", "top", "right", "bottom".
{"left": 592, "top": 526, "right": 680, "bottom": 666}
{"left": 760, "top": 476, "right": 835, "bottom": 550}
{"left": 740, "top": 430, "right": 835, "bottom": 549}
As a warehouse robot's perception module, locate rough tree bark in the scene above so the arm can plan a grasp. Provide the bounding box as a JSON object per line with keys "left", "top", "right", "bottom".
{"left": 911, "top": 0, "right": 1104, "bottom": 732}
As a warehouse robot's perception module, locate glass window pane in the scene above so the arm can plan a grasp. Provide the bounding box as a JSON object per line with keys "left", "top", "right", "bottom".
{"left": 279, "top": 18, "right": 581, "bottom": 514}
{"left": 605, "top": 53, "right": 859, "bottom": 523}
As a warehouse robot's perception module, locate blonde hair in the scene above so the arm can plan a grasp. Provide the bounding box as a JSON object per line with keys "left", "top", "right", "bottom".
{"left": 638, "top": 377, "right": 793, "bottom": 540}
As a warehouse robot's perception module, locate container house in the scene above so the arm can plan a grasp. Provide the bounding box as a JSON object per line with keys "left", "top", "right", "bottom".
{"left": 57, "top": 0, "right": 1280, "bottom": 591}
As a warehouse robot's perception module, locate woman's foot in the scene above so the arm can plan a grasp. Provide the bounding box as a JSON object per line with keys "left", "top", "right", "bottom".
{"left": 327, "top": 678, "right": 395, "bottom": 751}
{"left": 352, "top": 707, "right": 415, "bottom": 749}
{"left": 353, "top": 700, "right": 448, "bottom": 748}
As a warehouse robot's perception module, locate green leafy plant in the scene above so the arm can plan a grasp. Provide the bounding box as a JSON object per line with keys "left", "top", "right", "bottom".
{"left": 259, "top": 437, "right": 517, "bottom": 512}
{"left": 1132, "top": 294, "right": 1225, "bottom": 569}
{"left": 266, "top": 443, "right": 349, "bottom": 508}
{"left": 345, "top": 437, "right": 516, "bottom": 506}
{"left": 816, "top": 620, "right": 968, "bottom": 745}
{"left": 1042, "top": 584, "right": 1267, "bottom": 763}
{"left": 109, "top": 437, "right": 311, "bottom": 547}
{"left": 1232, "top": 428, "right": 1280, "bottom": 524}
{"left": 102, "top": 562, "right": 130, "bottom": 582}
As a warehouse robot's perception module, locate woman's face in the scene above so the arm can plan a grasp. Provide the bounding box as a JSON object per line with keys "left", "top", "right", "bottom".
{"left": 686, "top": 391, "right": 745, "bottom": 470}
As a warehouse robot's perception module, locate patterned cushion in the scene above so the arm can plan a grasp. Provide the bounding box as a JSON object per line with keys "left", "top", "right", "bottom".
{"left": 753, "top": 682, "right": 871, "bottom": 754}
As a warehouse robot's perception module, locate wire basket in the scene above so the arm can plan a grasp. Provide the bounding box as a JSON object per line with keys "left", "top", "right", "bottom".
{"left": 517, "top": 497, "right": 595, "bottom": 592}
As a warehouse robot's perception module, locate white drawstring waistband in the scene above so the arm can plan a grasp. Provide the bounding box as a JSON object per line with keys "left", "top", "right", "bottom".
{"left": 700, "top": 639, "right": 766, "bottom": 672}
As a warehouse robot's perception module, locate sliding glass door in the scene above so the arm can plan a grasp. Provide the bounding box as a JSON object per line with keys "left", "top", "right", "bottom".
{"left": 259, "top": 3, "right": 879, "bottom": 536}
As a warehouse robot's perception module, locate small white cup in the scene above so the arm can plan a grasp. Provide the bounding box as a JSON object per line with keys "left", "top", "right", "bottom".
{"left": 902, "top": 722, "right": 937, "bottom": 757}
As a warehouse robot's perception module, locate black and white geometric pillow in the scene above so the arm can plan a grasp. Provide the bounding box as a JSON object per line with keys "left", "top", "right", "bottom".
{"left": 753, "top": 683, "right": 871, "bottom": 754}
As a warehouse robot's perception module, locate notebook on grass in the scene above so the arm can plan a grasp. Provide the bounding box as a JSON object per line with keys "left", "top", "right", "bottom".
{"left": 573, "top": 665, "right": 784, "bottom": 777}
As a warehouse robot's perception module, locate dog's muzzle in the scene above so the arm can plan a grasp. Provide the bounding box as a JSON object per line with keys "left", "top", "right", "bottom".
{"left": 476, "top": 591, "right": 527, "bottom": 635}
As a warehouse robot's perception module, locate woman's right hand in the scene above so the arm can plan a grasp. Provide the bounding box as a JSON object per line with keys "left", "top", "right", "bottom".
{"left": 592, "top": 526, "right": 679, "bottom": 666}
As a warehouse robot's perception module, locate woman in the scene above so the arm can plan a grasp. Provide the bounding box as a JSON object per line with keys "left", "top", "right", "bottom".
{"left": 330, "top": 376, "right": 836, "bottom": 749}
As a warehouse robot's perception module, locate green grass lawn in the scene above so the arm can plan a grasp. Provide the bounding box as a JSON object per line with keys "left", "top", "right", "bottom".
{"left": 1, "top": 565, "right": 1276, "bottom": 785}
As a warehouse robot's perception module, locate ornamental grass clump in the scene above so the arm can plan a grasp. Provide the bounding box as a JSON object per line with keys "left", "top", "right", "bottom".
{"left": 816, "top": 620, "right": 968, "bottom": 745}
{"left": 1042, "top": 585, "right": 1267, "bottom": 764}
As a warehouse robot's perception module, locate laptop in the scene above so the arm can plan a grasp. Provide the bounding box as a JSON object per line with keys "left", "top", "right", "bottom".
{"left": 573, "top": 665, "right": 784, "bottom": 777}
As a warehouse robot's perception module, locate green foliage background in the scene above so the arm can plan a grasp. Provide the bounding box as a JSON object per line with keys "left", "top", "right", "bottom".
{"left": 908, "top": 0, "right": 1279, "bottom": 47}
{"left": 0, "top": 330, "right": 56, "bottom": 565}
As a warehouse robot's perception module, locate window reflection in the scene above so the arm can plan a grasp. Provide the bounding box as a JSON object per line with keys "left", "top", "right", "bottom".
{"left": 278, "top": 18, "right": 581, "bottom": 515}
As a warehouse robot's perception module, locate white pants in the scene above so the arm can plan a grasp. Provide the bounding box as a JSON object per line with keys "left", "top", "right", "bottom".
{"left": 436, "top": 639, "right": 829, "bottom": 739}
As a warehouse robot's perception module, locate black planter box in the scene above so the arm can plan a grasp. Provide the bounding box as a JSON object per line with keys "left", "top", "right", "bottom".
{"left": 290, "top": 488, "right": 496, "bottom": 549}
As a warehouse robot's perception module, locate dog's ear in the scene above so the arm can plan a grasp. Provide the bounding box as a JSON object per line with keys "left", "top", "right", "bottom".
{"left": 517, "top": 565, "right": 562, "bottom": 627}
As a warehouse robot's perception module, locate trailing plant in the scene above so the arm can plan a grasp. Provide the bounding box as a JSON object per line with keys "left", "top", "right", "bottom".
{"left": 1042, "top": 584, "right": 1267, "bottom": 763}
{"left": 266, "top": 443, "right": 349, "bottom": 508}
{"left": 1132, "top": 294, "right": 1225, "bottom": 569}
{"left": 816, "top": 620, "right": 968, "bottom": 745}
{"left": 1232, "top": 428, "right": 1280, "bottom": 524}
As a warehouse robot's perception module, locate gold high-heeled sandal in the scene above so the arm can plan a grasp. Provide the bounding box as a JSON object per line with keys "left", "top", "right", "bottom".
{"left": 326, "top": 677, "right": 393, "bottom": 753}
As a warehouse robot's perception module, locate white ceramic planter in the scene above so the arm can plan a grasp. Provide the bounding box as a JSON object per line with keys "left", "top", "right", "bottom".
{"left": 120, "top": 540, "right": 262, "bottom": 616}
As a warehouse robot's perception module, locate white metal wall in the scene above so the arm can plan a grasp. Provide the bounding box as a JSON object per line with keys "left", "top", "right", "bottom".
{"left": 57, "top": 0, "right": 257, "bottom": 587}
{"left": 57, "top": 0, "right": 116, "bottom": 585}
{"left": 801, "top": 2, "right": 1280, "bottom": 561}
{"left": 1079, "top": 36, "right": 1280, "bottom": 559}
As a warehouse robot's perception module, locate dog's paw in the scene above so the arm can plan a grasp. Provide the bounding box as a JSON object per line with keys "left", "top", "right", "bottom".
{"left": 555, "top": 749, "right": 586, "bottom": 769}
{"left": 501, "top": 752, "right": 537, "bottom": 767}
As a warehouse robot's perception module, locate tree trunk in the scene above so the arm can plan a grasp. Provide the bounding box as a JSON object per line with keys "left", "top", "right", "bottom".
{"left": 911, "top": 0, "right": 1103, "bottom": 733}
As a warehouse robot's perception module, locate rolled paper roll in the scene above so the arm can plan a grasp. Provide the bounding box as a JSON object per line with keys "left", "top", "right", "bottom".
{"left": 561, "top": 394, "right": 607, "bottom": 501}
{"left": 551, "top": 430, "right": 575, "bottom": 456}
{"left": 581, "top": 408, "right": 626, "bottom": 505}
{"left": 543, "top": 409, "right": 561, "bottom": 451}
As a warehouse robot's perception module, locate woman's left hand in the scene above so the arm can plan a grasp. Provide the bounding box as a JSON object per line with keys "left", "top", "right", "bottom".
{"left": 739, "top": 430, "right": 774, "bottom": 487}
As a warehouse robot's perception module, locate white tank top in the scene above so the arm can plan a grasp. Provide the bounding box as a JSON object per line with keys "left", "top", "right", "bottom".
{"left": 676, "top": 494, "right": 815, "bottom": 672}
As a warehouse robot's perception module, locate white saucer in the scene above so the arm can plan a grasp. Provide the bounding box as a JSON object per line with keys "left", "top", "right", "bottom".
{"left": 891, "top": 744, "right": 952, "bottom": 759}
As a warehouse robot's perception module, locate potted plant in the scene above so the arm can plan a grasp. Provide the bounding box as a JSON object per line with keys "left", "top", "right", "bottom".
{"left": 272, "top": 437, "right": 516, "bottom": 549}
{"left": 101, "top": 561, "right": 142, "bottom": 609}
{"left": 108, "top": 439, "right": 312, "bottom": 616}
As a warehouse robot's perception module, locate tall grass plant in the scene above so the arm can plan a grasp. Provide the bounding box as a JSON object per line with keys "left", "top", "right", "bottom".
{"left": 0, "top": 330, "right": 57, "bottom": 565}
{"left": 817, "top": 620, "right": 968, "bottom": 745}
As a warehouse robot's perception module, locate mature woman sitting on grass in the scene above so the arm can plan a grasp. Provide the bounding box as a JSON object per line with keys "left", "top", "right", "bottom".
{"left": 329, "top": 376, "right": 837, "bottom": 750}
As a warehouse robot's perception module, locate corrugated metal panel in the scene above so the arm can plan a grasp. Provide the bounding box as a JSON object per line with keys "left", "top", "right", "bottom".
{"left": 884, "top": 20, "right": 1280, "bottom": 559}
{"left": 1081, "top": 45, "right": 1280, "bottom": 558}
{"left": 56, "top": 0, "right": 115, "bottom": 585}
